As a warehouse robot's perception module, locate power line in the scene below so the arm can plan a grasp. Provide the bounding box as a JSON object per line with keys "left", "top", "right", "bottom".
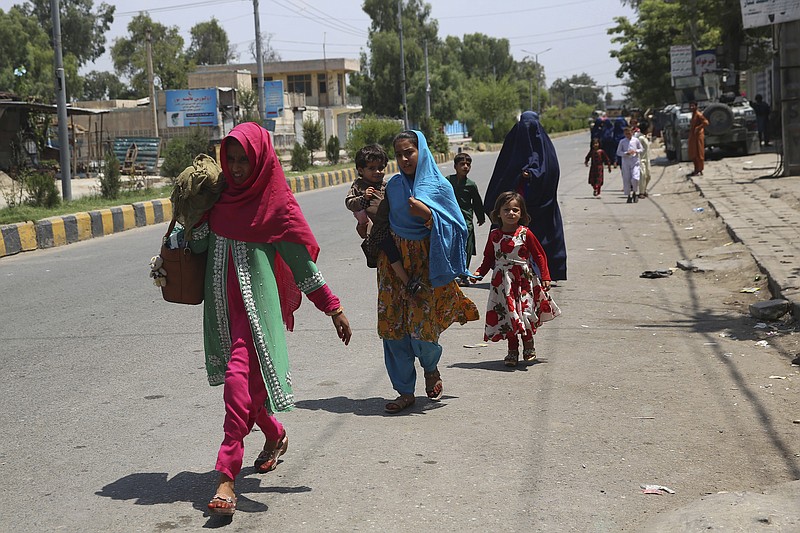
{"left": 276, "top": 0, "right": 367, "bottom": 36}
{"left": 117, "top": 0, "right": 245, "bottom": 17}
{"left": 268, "top": 0, "right": 368, "bottom": 38}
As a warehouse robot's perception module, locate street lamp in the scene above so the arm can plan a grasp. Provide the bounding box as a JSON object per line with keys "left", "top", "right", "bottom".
{"left": 522, "top": 47, "right": 552, "bottom": 115}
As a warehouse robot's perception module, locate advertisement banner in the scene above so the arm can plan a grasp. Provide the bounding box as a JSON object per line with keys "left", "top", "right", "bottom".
{"left": 694, "top": 50, "right": 717, "bottom": 74}
{"left": 165, "top": 89, "right": 218, "bottom": 127}
{"left": 670, "top": 45, "right": 694, "bottom": 79}
{"left": 740, "top": 0, "right": 800, "bottom": 29}
{"left": 265, "top": 81, "right": 285, "bottom": 119}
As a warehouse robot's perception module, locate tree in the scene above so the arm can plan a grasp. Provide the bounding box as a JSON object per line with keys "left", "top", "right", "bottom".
{"left": 302, "top": 118, "right": 324, "bottom": 164}
{"left": 187, "top": 18, "right": 236, "bottom": 65}
{"left": 22, "top": 0, "right": 114, "bottom": 67}
{"left": 111, "top": 13, "right": 189, "bottom": 96}
{"left": 609, "top": 0, "right": 772, "bottom": 109}
{"left": 80, "top": 70, "right": 134, "bottom": 100}
{"left": 460, "top": 33, "right": 514, "bottom": 81}
{"left": 353, "top": 0, "right": 440, "bottom": 122}
{"left": 0, "top": 6, "right": 81, "bottom": 101}
{"left": 249, "top": 32, "right": 281, "bottom": 63}
{"left": 463, "top": 76, "right": 519, "bottom": 136}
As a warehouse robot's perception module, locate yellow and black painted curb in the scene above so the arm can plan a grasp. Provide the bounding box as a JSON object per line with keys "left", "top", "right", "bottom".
{"left": 1, "top": 199, "right": 173, "bottom": 258}
{"left": 1, "top": 153, "right": 454, "bottom": 258}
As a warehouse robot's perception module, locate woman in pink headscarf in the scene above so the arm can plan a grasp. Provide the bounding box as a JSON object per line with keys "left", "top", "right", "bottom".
{"left": 187, "top": 122, "right": 351, "bottom": 516}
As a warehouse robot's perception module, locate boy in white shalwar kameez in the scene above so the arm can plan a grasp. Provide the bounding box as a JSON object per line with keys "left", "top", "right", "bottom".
{"left": 616, "top": 127, "right": 643, "bottom": 203}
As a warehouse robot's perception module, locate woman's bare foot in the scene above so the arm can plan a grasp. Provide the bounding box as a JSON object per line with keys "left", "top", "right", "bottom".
{"left": 208, "top": 473, "right": 236, "bottom": 515}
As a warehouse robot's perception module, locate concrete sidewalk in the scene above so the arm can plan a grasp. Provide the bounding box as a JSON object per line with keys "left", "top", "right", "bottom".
{"left": 680, "top": 146, "right": 800, "bottom": 315}
{"left": 641, "top": 143, "right": 800, "bottom": 531}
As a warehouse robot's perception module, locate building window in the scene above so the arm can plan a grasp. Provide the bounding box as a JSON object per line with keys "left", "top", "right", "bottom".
{"left": 338, "top": 73, "right": 344, "bottom": 96}
{"left": 318, "top": 73, "right": 327, "bottom": 94}
{"left": 251, "top": 76, "right": 273, "bottom": 92}
{"left": 287, "top": 74, "right": 312, "bottom": 96}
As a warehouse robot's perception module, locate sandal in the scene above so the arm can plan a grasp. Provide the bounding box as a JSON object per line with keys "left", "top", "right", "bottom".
{"left": 208, "top": 494, "right": 237, "bottom": 516}
{"left": 384, "top": 394, "right": 415, "bottom": 414}
{"left": 523, "top": 348, "right": 537, "bottom": 361}
{"left": 504, "top": 351, "right": 519, "bottom": 367}
{"left": 254, "top": 430, "right": 288, "bottom": 473}
{"left": 424, "top": 369, "right": 443, "bottom": 401}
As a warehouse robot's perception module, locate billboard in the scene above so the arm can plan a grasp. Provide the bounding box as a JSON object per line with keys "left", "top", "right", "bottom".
{"left": 694, "top": 49, "right": 717, "bottom": 74}
{"left": 740, "top": 0, "right": 800, "bottom": 28}
{"left": 264, "top": 81, "right": 284, "bottom": 119}
{"left": 670, "top": 45, "right": 694, "bottom": 79}
{"left": 165, "top": 89, "right": 218, "bottom": 127}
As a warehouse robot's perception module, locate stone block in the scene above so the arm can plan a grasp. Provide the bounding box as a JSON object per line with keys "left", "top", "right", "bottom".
{"left": 749, "top": 299, "right": 791, "bottom": 320}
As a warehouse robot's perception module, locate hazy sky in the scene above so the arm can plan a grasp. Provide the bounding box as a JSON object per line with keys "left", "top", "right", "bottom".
{"left": 3, "top": 0, "right": 637, "bottom": 97}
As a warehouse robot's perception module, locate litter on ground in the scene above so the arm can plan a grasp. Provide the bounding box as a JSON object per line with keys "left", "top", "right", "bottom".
{"left": 640, "top": 484, "right": 676, "bottom": 495}
{"left": 740, "top": 287, "right": 761, "bottom": 293}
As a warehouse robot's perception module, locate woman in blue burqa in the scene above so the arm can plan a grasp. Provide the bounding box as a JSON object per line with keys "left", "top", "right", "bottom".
{"left": 483, "top": 111, "right": 567, "bottom": 280}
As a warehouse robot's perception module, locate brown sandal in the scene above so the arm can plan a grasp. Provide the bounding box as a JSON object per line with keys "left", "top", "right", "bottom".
{"left": 208, "top": 494, "right": 237, "bottom": 516}
{"left": 384, "top": 394, "right": 415, "bottom": 414}
{"left": 254, "top": 430, "right": 288, "bottom": 473}
{"left": 424, "top": 369, "right": 443, "bottom": 401}
{"left": 504, "top": 350, "right": 519, "bottom": 367}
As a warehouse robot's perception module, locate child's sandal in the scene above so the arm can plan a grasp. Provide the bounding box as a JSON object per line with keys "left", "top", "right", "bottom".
{"left": 523, "top": 348, "right": 537, "bottom": 361}
{"left": 504, "top": 351, "right": 519, "bottom": 367}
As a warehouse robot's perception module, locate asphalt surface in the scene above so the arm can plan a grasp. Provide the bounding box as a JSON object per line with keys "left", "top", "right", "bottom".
{"left": 0, "top": 135, "right": 798, "bottom": 531}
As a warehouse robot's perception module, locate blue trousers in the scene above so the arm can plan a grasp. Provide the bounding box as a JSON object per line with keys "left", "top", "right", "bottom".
{"left": 383, "top": 336, "right": 442, "bottom": 395}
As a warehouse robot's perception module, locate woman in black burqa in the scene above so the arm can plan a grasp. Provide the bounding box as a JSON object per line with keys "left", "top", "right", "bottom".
{"left": 483, "top": 111, "right": 567, "bottom": 280}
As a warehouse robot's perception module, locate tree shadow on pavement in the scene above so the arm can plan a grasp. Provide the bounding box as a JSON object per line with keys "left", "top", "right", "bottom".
{"left": 96, "top": 469, "right": 311, "bottom": 515}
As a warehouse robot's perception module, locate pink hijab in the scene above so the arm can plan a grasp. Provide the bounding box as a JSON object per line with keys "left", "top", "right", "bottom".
{"left": 209, "top": 122, "right": 320, "bottom": 331}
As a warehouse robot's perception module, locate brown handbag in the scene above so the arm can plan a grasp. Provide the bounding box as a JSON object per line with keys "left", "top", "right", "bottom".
{"left": 159, "top": 219, "right": 207, "bottom": 305}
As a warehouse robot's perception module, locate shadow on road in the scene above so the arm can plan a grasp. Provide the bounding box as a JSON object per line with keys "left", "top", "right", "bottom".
{"left": 294, "top": 396, "right": 448, "bottom": 416}
{"left": 96, "top": 469, "right": 311, "bottom": 515}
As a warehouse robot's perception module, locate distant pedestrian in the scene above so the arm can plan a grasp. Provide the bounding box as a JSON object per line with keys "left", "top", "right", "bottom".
{"left": 344, "top": 144, "right": 421, "bottom": 294}
{"left": 635, "top": 129, "right": 651, "bottom": 198}
{"left": 378, "top": 130, "right": 479, "bottom": 414}
{"left": 584, "top": 138, "right": 613, "bottom": 197}
{"left": 616, "top": 126, "right": 643, "bottom": 203}
{"left": 483, "top": 111, "right": 568, "bottom": 281}
{"left": 191, "top": 123, "right": 352, "bottom": 517}
{"left": 472, "top": 191, "right": 559, "bottom": 367}
{"left": 752, "top": 94, "right": 771, "bottom": 146}
{"left": 445, "top": 152, "right": 486, "bottom": 282}
{"left": 688, "top": 101, "right": 709, "bottom": 176}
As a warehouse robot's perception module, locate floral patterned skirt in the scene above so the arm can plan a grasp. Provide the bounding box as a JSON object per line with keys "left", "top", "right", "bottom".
{"left": 377, "top": 234, "right": 479, "bottom": 342}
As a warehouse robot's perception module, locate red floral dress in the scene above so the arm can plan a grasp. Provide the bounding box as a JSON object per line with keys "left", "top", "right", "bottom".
{"left": 474, "top": 226, "right": 558, "bottom": 342}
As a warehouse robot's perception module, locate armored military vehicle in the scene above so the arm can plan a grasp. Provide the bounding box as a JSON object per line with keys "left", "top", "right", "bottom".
{"left": 661, "top": 75, "right": 759, "bottom": 162}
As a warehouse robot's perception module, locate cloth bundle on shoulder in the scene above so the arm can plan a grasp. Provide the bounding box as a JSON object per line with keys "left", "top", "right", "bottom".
{"left": 170, "top": 153, "right": 225, "bottom": 230}
{"left": 158, "top": 154, "right": 224, "bottom": 305}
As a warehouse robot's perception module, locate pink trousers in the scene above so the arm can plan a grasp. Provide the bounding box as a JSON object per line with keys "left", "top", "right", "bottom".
{"left": 215, "top": 263, "right": 284, "bottom": 479}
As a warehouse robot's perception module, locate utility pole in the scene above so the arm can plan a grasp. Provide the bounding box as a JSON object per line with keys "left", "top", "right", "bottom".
{"left": 146, "top": 30, "right": 159, "bottom": 137}
{"left": 398, "top": 0, "right": 408, "bottom": 129}
{"left": 253, "top": 0, "right": 265, "bottom": 122}
{"left": 50, "top": 0, "right": 71, "bottom": 200}
{"left": 522, "top": 47, "right": 552, "bottom": 115}
{"left": 424, "top": 40, "right": 431, "bottom": 119}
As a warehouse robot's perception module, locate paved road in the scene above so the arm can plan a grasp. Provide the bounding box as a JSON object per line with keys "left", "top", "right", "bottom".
{"left": 0, "top": 134, "right": 797, "bottom": 531}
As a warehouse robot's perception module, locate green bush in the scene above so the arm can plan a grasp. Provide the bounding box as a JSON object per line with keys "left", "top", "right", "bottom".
{"left": 493, "top": 117, "right": 517, "bottom": 143}
{"left": 345, "top": 116, "right": 403, "bottom": 159}
{"left": 302, "top": 119, "right": 324, "bottom": 164}
{"left": 418, "top": 116, "right": 450, "bottom": 154}
{"left": 326, "top": 135, "right": 340, "bottom": 164}
{"left": 24, "top": 169, "right": 60, "bottom": 208}
{"left": 290, "top": 143, "right": 311, "bottom": 171}
{"left": 471, "top": 124, "right": 493, "bottom": 143}
{"left": 99, "top": 150, "right": 122, "bottom": 199}
{"left": 160, "top": 128, "right": 211, "bottom": 180}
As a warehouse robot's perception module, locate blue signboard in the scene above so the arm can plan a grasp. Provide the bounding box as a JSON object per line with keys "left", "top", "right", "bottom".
{"left": 264, "top": 81, "right": 284, "bottom": 118}
{"left": 165, "top": 89, "right": 218, "bottom": 127}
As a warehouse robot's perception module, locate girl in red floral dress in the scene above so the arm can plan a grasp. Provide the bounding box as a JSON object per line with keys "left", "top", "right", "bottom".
{"left": 473, "top": 191, "right": 560, "bottom": 367}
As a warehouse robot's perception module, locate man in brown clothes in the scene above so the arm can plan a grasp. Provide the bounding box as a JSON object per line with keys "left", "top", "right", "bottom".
{"left": 687, "top": 101, "right": 709, "bottom": 176}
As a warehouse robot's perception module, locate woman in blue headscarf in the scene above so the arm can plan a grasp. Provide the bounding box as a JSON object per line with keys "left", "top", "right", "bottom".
{"left": 378, "top": 130, "right": 479, "bottom": 414}
{"left": 483, "top": 111, "right": 568, "bottom": 280}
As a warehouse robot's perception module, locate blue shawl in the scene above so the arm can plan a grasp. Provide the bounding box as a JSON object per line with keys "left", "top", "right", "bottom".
{"left": 483, "top": 111, "right": 568, "bottom": 280}
{"left": 386, "top": 130, "right": 468, "bottom": 287}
